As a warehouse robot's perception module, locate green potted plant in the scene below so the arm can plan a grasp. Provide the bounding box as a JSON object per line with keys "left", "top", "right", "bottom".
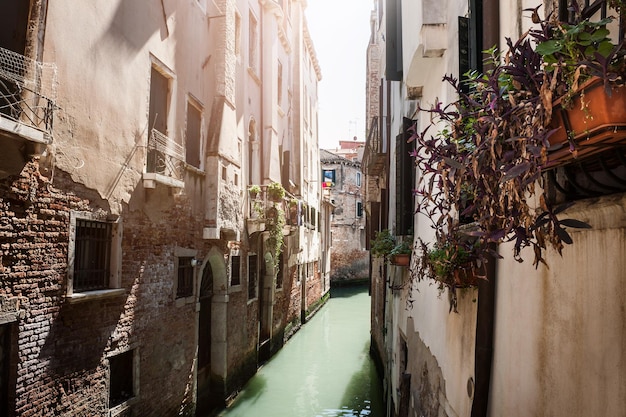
{"left": 370, "top": 229, "right": 396, "bottom": 258}
{"left": 390, "top": 238, "right": 413, "bottom": 267}
{"left": 267, "top": 181, "right": 286, "bottom": 202}
{"left": 416, "top": 238, "right": 480, "bottom": 289}
{"left": 248, "top": 184, "right": 261, "bottom": 199}
{"left": 531, "top": 9, "right": 626, "bottom": 166}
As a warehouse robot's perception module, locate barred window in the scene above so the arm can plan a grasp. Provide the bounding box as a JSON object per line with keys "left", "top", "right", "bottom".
{"left": 73, "top": 220, "right": 112, "bottom": 292}
{"left": 177, "top": 257, "right": 194, "bottom": 298}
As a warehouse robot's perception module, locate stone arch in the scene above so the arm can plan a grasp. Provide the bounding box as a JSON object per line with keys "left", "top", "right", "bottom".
{"left": 205, "top": 246, "right": 227, "bottom": 294}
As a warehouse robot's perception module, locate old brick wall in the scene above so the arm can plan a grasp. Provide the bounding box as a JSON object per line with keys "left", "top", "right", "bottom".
{"left": 0, "top": 163, "right": 210, "bottom": 416}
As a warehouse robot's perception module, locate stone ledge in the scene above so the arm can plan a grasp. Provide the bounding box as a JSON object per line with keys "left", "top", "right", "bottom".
{"left": 65, "top": 288, "right": 126, "bottom": 304}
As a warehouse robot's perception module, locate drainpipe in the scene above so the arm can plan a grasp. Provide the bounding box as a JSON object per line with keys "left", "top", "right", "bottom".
{"left": 471, "top": 0, "right": 498, "bottom": 416}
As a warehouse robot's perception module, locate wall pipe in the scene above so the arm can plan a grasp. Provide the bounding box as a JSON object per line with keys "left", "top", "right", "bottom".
{"left": 470, "top": 0, "right": 499, "bottom": 415}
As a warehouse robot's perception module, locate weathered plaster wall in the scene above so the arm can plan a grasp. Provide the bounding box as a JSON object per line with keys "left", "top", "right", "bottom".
{"left": 490, "top": 195, "right": 626, "bottom": 417}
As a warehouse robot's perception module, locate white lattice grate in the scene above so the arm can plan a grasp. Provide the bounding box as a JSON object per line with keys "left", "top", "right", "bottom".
{"left": 0, "top": 47, "right": 57, "bottom": 100}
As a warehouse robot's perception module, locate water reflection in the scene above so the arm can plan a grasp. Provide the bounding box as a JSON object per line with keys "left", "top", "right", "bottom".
{"left": 217, "top": 286, "right": 383, "bottom": 417}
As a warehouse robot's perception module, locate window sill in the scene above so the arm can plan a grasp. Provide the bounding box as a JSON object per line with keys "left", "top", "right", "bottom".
{"left": 66, "top": 289, "right": 126, "bottom": 304}
{"left": 185, "top": 164, "right": 206, "bottom": 175}
{"left": 109, "top": 396, "right": 139, "bottom": 417}
{"left": 175, "top": 295, "right": 195, "bottom": 307}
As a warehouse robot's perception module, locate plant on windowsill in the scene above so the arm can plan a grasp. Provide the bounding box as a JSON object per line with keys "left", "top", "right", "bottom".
{"left": 411, "top": 4, "right": 607, "bottom": 272}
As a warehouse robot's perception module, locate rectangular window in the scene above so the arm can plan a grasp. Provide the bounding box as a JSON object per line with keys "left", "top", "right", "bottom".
{"left": 277, "top": 61, "right": 283, "bottom": 107}
{"left": 231, "top": 255, "right": 241, "bottom": 286}
{"left": 396, "top": 118, "right": 415, "bottom": 233}
{"left": 74, "top": 219, "right": 112, "bottom": 292}
{"left": 357, "top": 201, "right": 363, "bottom": 218}
{"left": 148, "top": 66, "right": 171, "bottom": 174}
{"left": 109, "top": 350, "right": 135, "bottom": 408}
{"left": 304, "top": 86, "right": 309, "bottom": 126}
{"left": 356, "top": 171, "right": 362, "bottom": 187}
{"left": 185, "top": 100, "right": 202, "bottom": 168}
{"left": 322, "top": 169, "right": 335, "bottom": 188}
{"left": 177, "top": 257, "right": 194, "bottom": 298}
{"left": 235, "top": 13, "right": 242, "bottom": 57}
{"left": 248, "top": 254, "right": 258, "bottom": 300}
{"left": 249, "top": 12, "right": 258, "bottom": 72}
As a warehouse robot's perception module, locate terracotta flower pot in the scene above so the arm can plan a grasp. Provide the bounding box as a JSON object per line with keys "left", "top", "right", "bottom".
{"left": 390, "top": 254, "right": 411, "bottom": 267}
{"left": 547, "top": 77, "right": 626, "bottom": 168}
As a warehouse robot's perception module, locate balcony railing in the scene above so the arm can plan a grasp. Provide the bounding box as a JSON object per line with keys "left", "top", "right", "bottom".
{"left": 0, "top": 46, "right": 57, "bottom": 142}
{"left": 363, "top": 116, "right": 387, "bottom": 176}
{"left": 145, "top": 128, "right": 185, "bottom": 187}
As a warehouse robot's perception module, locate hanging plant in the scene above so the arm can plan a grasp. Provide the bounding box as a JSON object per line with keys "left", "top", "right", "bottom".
{"left": 410, "top": 5, "right": 613, "bottom": 274}
{"left": 266, "top": 204, "right": 285, "bottom": 271}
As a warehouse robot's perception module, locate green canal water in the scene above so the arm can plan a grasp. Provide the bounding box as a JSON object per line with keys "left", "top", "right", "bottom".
{"left": 217, "top": 285, "right": 384, "bottom": 417}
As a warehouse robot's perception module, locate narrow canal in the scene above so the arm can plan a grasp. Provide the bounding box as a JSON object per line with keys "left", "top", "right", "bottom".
{"left": 217, "top": 285, "right": 384, "bottom": 417}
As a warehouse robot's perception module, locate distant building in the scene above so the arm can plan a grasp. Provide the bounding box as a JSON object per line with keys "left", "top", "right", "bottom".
{"left": 320, "top": 149, "right": 368, "bottom": 284}
{"left": 326, "top": 138, "right": 365, "bottom": 162}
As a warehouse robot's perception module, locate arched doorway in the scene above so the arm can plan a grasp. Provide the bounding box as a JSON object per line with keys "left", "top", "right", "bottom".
{"left": 196, "top": 262, "right": 213, "bottom": 416}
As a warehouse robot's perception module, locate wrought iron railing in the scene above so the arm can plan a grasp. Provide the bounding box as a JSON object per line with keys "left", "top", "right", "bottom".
{"left": 146, "top": 128, "right": 185, "bottom": 181}
{"left": 366, "top": 116, "right": 381, "bottom": 154}
{"left": 0, "top": 47, "right": 57, "bottom": 139}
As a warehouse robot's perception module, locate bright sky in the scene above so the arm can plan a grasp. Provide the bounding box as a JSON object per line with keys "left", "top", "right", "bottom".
{"left": 305, "top": 0, "right": 373, "bottom": 150}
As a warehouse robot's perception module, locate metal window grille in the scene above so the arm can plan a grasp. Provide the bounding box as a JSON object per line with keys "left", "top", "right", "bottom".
{"left": 74, "top": 220, "right": 112, "bottom": 292}
{"left": 177, "top": 257, "right": 194, "bottom": 298}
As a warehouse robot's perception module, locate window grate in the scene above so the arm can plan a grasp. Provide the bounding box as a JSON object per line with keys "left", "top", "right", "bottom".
{"left": 74, "top": 220, "right": 112, "bottom": 291}
{"left": 177, "top": 257, "right": 194, "bottom": 298}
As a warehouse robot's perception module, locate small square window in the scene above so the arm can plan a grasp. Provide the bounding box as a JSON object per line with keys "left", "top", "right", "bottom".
{"left": 177, "top": 257, "right": 194, "bottom": 298}
{"left": 109, "top": 350, "right": 135, "bottom": 407}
